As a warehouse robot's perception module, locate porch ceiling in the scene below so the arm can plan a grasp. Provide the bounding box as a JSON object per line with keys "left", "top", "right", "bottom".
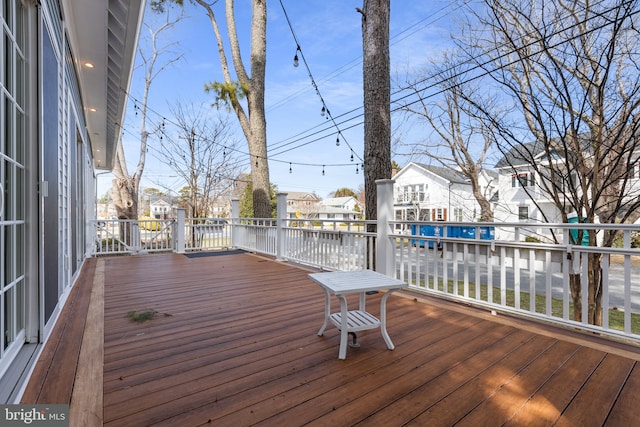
{"left": 61, "top": 0, "right": 145, "bottom": 170}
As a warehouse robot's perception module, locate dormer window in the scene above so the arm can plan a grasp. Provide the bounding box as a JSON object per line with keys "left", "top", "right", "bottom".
{"left": 512, "top": 172, "right": 535, "bottom": 187}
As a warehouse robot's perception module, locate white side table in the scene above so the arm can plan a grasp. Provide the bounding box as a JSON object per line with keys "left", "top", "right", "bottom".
{"left": 309, "top": 270, "right": 407, "bottom": 359}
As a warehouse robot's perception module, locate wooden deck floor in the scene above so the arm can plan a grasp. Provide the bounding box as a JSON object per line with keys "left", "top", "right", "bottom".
{"left": 25, "top": 251, "right": 640, "bottom": 426}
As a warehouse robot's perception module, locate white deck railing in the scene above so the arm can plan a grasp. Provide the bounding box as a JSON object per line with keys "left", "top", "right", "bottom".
{"left": 90, "top": 186, "right": 640, "bottom": 343}
{"left": 391, "top": 221, "right": 640, "bottom": 343}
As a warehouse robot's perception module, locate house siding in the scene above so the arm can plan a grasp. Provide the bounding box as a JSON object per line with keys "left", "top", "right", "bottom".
{"left": 0, "top": 0, "right": 142, "bottom": 402}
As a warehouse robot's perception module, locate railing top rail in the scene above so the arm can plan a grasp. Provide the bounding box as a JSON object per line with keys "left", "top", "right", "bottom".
{"left": 392, "top": 220, "right": 640, "bottom": 231}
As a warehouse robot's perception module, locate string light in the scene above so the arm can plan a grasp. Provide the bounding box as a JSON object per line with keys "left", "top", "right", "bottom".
{"left": 293, "top": 45, "right": 300, "bottom": 67}
{"left": 121, "top": 88, "right": 365, "bottom": 180}
{"left": 320, "top": 106, "right": 326, "bottom": 117}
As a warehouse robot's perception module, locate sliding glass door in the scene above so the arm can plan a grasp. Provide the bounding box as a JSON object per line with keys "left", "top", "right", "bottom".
{"left": 0, "top": 0, "right": 26, "bottom": 372}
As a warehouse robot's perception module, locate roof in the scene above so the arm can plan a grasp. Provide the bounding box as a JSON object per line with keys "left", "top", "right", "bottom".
{"left": 411, "top": 162, "right": 470, "bottom": 184}
{"left": 62, "top": 0, "right": 145, "bottom": 169}
{"left": 321, "top": 197, "right": 357, "bottom": 206}
{"left": 494, "top": 140, "right": 544, "bottom": 169}
{"left": 494, "top": 135, "right": 594, "bottom": 169}
{"left": 285, "top": 192, "right": 320, "bottom": 201}
{"left": 151, "top": 199, "right": 171, "bottom": 207}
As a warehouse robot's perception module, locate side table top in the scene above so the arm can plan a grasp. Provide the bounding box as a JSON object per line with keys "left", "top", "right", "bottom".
{"left": 308, "top": 270, "right": 406, "bottom": 295}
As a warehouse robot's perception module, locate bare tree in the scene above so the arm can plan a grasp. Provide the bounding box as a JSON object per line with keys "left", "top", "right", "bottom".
{"left": 359, "top": 0, "right": 391, "bottom": 224}
{"left": 153, "top": 0, "right": 271, "bottom": 218}
{"left": 464, "top": 0, "right": 640, "bottom": 324}
{"left": 399, "top": 52, "right": 498, "bottom": 221}
{"left": 111, "top": 6, "right": 184, "bottom": 224}
{"left": 157, "top": 102, "right": 240, "bottom": 219}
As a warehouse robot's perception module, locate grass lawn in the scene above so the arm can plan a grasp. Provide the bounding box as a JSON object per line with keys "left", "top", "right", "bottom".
{"left": 415, "top": 278, "right": 640, "bottom": 335}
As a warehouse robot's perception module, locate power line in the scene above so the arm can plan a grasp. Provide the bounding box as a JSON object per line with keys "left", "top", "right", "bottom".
{"left": 266, "top": 0, "right": 633, "bottom": 161}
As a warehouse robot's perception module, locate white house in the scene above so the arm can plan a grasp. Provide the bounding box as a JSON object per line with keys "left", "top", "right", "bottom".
{"left": 151, "top": 199, "right": 173, "bottom": 219}
{"left": 392, "top": 162, "right": 496, "bottom": 232}
{"left": 317, "top": 197, "right": 361, "bottom": 221}
{"left": 0, "top": 0, "right": 144, "bottom": 401}
{"left": 493, "top": 138, "right": 640, "bottom": 241}
{"left": 493, "top": 140, "right": 565, "bottom": 228}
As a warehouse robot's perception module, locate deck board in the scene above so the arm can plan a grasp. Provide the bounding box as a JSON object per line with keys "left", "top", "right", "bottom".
{"left": 100, "top": 252, "right": 640, "bottom": 426}
{"left": 20, "top": 258, "right": 97, "bottom": 404}
{"left": 22, "top": 251, "right": 640, "bottom": 426}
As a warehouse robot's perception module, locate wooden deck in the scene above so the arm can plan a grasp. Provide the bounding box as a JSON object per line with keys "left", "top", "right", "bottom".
{"left": 23, "top": 251, "right": 640, "bottom": 426}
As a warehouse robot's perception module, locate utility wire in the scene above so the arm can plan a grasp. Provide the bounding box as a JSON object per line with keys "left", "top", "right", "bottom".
{"left": 267, "top": 0, "right": 633, "bottom": 160}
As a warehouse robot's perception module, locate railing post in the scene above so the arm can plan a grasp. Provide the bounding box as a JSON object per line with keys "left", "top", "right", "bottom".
{"left": 376, "top": 179, "right": 395, "bottom": 277}
{"left": 175, "top": 208, "right": 186, "bottom": 254}
{"left": 231, "top": 198, "right": 239, "bottom": 248}
{"left": 276, "top": 192, "right": 288, "bottom": 260}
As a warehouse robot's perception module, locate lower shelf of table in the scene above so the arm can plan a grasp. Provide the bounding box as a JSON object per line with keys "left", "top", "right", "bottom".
{"left": 329, "top": 310, "right": 381, "bottom": 332}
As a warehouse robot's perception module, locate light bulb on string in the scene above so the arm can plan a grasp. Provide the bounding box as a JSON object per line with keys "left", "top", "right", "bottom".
{"left": 350, "top": 152, "right": 354, "bottom": 162}
{"left": 289, "top": 163, "right": 292, "bottom": 174}
{"left": 320, "top": 106, "right": 326, "bottom": 117}
{"left": 322, "top": 165, "right": 325, "bottom": 176}
{"left": 336, "top": 136, "right": 340, "bottom": 146}
{"left": 293, "top": 46, "right": 300, "bottom": 67}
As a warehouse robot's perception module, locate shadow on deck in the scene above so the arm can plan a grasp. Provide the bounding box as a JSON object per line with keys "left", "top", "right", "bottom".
{"left": 22, "top": 251, "right": 640, "bottom": 426}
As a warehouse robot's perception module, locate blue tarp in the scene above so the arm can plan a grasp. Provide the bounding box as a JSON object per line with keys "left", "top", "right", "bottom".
{"left": 411, "top": 224, "right": 495, "bottom": 248}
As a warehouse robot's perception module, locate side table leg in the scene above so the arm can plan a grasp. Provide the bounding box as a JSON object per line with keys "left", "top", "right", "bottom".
{"left": 317, "top": 289, "right": 330, "bottom": 336}
{"left": 337, "top": 295, "right": 349, "bottom": 359}
{"left": 380, "top": 290, "right": 396, "bottom": 350}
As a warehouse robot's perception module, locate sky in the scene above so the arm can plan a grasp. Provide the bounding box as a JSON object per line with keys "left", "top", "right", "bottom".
{"left": 98, "top": 1, "right": 468, "bottom": 199}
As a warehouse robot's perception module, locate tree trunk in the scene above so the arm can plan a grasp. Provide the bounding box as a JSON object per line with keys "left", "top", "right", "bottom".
{"left": 588, "top": 253, "right": 603, "bottom": 325}
{"left": 247, "top": 0, "right": 271, "bottom": 218}
{"left": 361, "top": 0, "right": 391, "bottom": 226}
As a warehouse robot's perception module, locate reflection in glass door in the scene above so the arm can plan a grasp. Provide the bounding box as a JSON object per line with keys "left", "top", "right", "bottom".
{"left": 1, "top": 0, "right": 26, "bottom": 373}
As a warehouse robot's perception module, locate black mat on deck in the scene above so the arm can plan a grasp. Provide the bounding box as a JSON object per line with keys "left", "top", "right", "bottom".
{"left": 184, "top": 249, "right": 246, "bottom": 258}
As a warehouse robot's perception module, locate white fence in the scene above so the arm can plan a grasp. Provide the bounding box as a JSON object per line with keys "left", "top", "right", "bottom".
{"left": 91, "top": 187, "right": 640, "bottom": 343}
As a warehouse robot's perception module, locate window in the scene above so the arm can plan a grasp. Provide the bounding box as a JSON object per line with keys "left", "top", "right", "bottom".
{"left": 397, "top": 184, "right": 427, "bottom": 203}
{"left": 454, "top": 207, "right": 463, "bottom": 222}
{"left": 518, "top": 206, "right": 529, "bottom": 221}
{"left": 415, "top": 184, "right": 425, "bottom": 202}
{"left": 512, "top": 172, "right": 535, "bottom": 187}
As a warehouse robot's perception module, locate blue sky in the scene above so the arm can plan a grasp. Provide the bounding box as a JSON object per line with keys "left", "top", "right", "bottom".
{"left": 99, "top": 1, "right": 465, "bottom": 199}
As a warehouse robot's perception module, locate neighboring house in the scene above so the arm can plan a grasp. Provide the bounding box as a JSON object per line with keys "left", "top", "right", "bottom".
{"left": 494, "top": 140, "right": 586, "bottom": 241}
{"left": 209, "top": 198, "right": 230, "bottom": 219}
{"left": 494, "top": 140, "right": 563, "bottom": 226}
{"left": 317, "top": 197, "right": 362, "bottom": 221}
{"left": 0, "top": 0, "right": 144, "bottom": 401}
{"left": 392, "top": 162, "right": 496, "bottom": 232}
{"left": 493, "top": 138, "right": 640, "bottom": 240}
{"left": 151, "top": 199, "right": 173, "bottom": 219}
{"left": 285, "top": 192, "right": 321, "bottom": 219}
